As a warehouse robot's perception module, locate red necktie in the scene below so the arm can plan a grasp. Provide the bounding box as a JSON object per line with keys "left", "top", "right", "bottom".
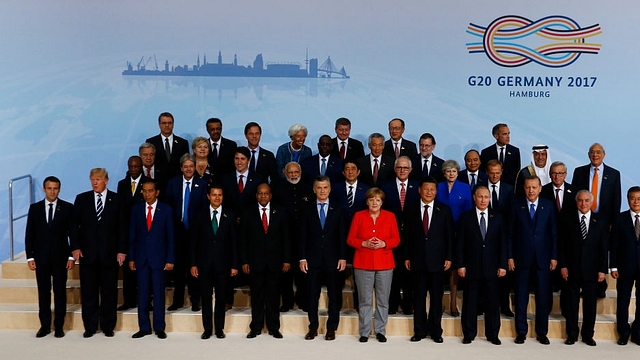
{"left": 238, "top": 174, "right": 244, "bottom": 194}
{"left": 394, "top": 142, "right": 400, "bottom": 158}
{"left": 373, "top": 159, "right": 379, "bottom": 184}
{"left": 146, "top": 205, "right": 153, "bottom": 231}
{"left": 400, "top": 182, "right": 406, "bottom": 210}
{"left": 340, "top": 141, "right": 346, "bottom": 160}
{"left": 555, "top": 188, "right": 562, "bottom": 211}
{"left": 146, "top": 167, "right": 152, "bottom": 178}
{"left": 422, "top": 204, "right": 430, "bottom": 236}
{"left": 261, "top": 207, "right": 268, "bottom": 233}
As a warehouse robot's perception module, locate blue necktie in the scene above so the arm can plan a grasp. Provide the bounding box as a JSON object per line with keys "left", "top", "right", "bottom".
{"left": 183, "top": 181, "right": 191, "bottom": 228}
{"left": 321, "top": 158, "right": 327, "bottom": 175}
{"left": 529, "top": 203, "right": 535, "bottom": 219}
{"left": 319, "top": 203, "right": 326, "bottom": 229}
{"left": 470, "top": 173, "right": 476, "bottom": 189}
{"left": 480, "top": 211, "right": 486, "bottom": 240}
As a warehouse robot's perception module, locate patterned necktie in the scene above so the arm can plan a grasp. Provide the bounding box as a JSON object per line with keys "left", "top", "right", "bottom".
{"left": 340, "top": 141, "right": 346, "bottom": 160}
{"left": 635, "top": 214, "right": 640, "bottom": 240}
{"left": 491, "top": 184, "right": 498, "bottom": 210}
{"left": 183, "top": 181, "right": 190, "bottom": 228}
{"left": 347, "top": 185, "right": 354, "bottom": 208}
{"left": 480, "top": 211, "right": 487, "bottom": 240}
{"left": 499, "top": 147, "right": 504, "bottom": 164}
{"left": 48, "top": 203, "right": 53, "bottom": 225}
{"left": 470, "top": 173, "right": 476, "bottom": 189}
{"left": 146, "top": 205, "right": 153, "bottom": 231}
{"left": 321, "top": 158, "right": 327, "bottom": 175}
{"left": 529, "top": 203, "right": 535, "bottom": 219}
{"left": 555, "top": 188, "right": 562, "bottom": 211}
{"left": 212, "top": 209, "right": 219, "bottom": 235}
{"left": 373, "top": 158, "right": 379, "bottom": 184}
{"left": 394, "top": 142, "right": 400, "bottom": 158}
{"left": 591, "top": 167, "right": 599, "bottom": 211}
{"left": 422, "top": 204, "right": 430, "bottom": 236}
{"left": 319, "top": 203, "right": 326, "bottom": 229}
{"left": 131, "top": 181, "right": 136, "bottom": 196}
{"left": 580, "top": 215, "right": 588, "bottom": 239}
{"left": 261, "top": 207, "right": 268, "bottom": 233}
{"left": 164, "top": 138, "right": 171, "bottom": 162}
{"left": 249, "top": 150, "right": 256, "bottom": 175}
{"left": 96, "top": 193, "right": 103, "bottom": 221}
{"left": 238, "top": 175, "right": 244, "bottom": 194}
{"left": 400, "top": 182, "right": 406, "bottom": 210}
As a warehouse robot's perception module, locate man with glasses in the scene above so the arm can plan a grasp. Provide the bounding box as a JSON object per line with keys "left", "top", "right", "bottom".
{"left": 410, "top": 133, "right": 444, "bottom": 183}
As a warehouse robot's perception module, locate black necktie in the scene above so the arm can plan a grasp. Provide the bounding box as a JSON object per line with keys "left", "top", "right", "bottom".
{"left": 48, "top": 203, "right": 53, "bottom": 226}
{"left": 491, "top": 184, "right": 498, "bottom": 210}
{"left": 249, "top": 149, "right": 256, "bottom": 175}
{"left": 212, "top": 143, "right": 218, "bottom": 162}
{"left": 499, "top": 147, "right": 504, "bottom": 164}
{"left": 164, "top": 138, "right": 171, "bottom": 162}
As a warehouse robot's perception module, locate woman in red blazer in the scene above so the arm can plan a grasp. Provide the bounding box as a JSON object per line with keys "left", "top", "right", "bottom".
{"left": 347, "top": 187, "right": 400, "bottom": 343}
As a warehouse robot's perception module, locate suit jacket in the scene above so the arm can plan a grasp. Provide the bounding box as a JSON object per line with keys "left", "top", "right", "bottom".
{"left": 220, "top": 171, "right": 264, "bottom": 214}
{"left": 142, "top": 164, "right": 169, "bottom": 199}
{"left": 571, "top": 163, "right": 621, "bottom": 228}
{"left": 457, "top": 170, "right": 488, "bottom": 190}
{"left": 300, "top": 154, "right": 343, "bottom": 184}
{"left": 190, "top": 206, "right": 238, "bottom": 273}
{"left": 208, "top": 136, "right": 238, "bottom": 180}
{"left": 508, "top": 197, "right": 557, "bottom": 270}
{"left": 610, "top": 210, "right": 640, "bottom": 278}
{"left": 129, "top": 201, "right": 175, "bottom": 270}
{"left": 330, "top": 181, "right": 370, "bottom": 219}
{"left": 163, "top": 175, "right": 208, "bottom": 230}
{"left": 436, "top": 180, "right": 473, "bottom": 224}
{"left": 480, "top": 143, "right": 521, "bottom": 186}
{"left": 410, "top": 154, "right": 445, "bottom": 183}
{"left": 455, "top": 209, "right": 508, "bottom": 279}
{"left": 489, "top": 181, "right": 514, "bottom": 216}
{"left": 403, "top": 201, "right": 454, "bottom": 272}
{"left": 541, "top": 181, "right": 575, "bottom": 218}
{"left": 383, "top": 138, "right": 418, "bottom": 159}
{"left": 299, "top": 202, "right": 347, "bottom": 269}
{"left": 558, "top": 211, "right": 608, "bottom": 282}
{"left": 239, "top": 203, "right": 291, "bottom": 272}
{"left": 25, "top": 199, "right": 73, "bottom": 266}
{"left": 356, "top": 154, "right": 395, "bottom": 187}
{"left": 347, "top": 209, "right": 400, "bottom": 270}
{"left": 331, "top": 137, "right": 365, "bottom": 163}
{"left": 251, "top": 146, "right": 279, "bottom": 185}
{"left": 70, "top": 190, "right": 127, "bottom": 265}
{"left": 146, "top": 134, "right": 190, "bottom": 178}
{"left": 380, "top": 179, "right": 419, "bottom": 229}
{"left": 276, "top": 143, "right": 313, "bottom": 179}
{"left": 117, "top": 174, "right": 148, "bottom": 227}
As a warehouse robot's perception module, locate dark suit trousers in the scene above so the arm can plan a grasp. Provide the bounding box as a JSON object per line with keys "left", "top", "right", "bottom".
{"left": 565, "top": 278, "right": 597, "bottom": 340}
{"left": 199, "top": 270, "right": 228, "bottom": 332}
{"left": 389, "top": 262, "right": 413, "bottom": 312}
{"left": 461, "top": 277, "right": 500, "bottom": 340}
{"left": 499, "top": 271, "right": 515, "bottom": 311}
{"left": 249, "top": 270, "right": 281, "bottom": 332}
{"left": 514, "top": 266, "right": 551, "bottom": 336}
{"left": 35, "top": 262, "right": 68, "bottom": 330}
{"left": 616, "top": 275, "right": 640, "bottom": 339}
{"left": 79, "top": 263, "right": 118, "bottom": 332}
{"left": 121, "top": 264, "right": 138, "bottom": 306}
{"left": 412, "top": 270, "right": 444, "bottom": 337}
{"left": 136, "top": 264, "right": 167, "bottom": 332}
{"left": 307, "top": 267, "right": 341, "bottom": 331}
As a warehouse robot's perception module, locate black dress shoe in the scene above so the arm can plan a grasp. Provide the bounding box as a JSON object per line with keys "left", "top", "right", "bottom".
{"left": 247, "top": 330, "right": 261, "bottom": 338}
{"left": 132, "top": 330, "right": 151, "bottom": 338}
{"left": 565, "top": 338, "right": 576, "bottom": 345}
{"left": 104, "top": 330, "right": 114, "bottom": 337}
{"left": 117, "top": 304, "right": 135, "bottom": 311}
{"left": 305, "top": 329, "right": 318, "bottom": 340}
{"left": 36, "top": 328, "right": 50, "bottom": 338}
{"left": 515, "top": 334, "right": 526, "bottom": 344}
{"left": 537, "top": 335, "right": 550, "bottom": 345}
{"left": 462, "top": 337, "right": 473, "bottom": 344}
{"left": 269, "top": 330, "right": 283, "bottom": 339}
{"left": 279, "top": 306, "right": 290, "bottom": 312}
{"left": 156, "top": 331, "right": 167, "bottom": 339}
{"left": 376, "top": 333, "right": 387, "bottom": 342}
{"left": 410, "top": 334, "right": 425, "bottom": 342}
{"left": 582, "top": 338, "right": 596, "bottom": 346}
{"left": 618, "top": 337, "right": 629, "bottom": 345}
{"left": 403, "top": 308, "right": 413, "bottom": 315}
{"left": 432, "top": 336, "right": 444, "bottom": 343}
{"left": 489, "top": 338, "right": 501, "bottom": 345}
{"left": 167, "top": 304, "right": 182, "bottom": 311}
{"left": 201, "top": 331, "right": 212, "bottom": 339}
{"left": 215, "top": 330, "right": 226, "bottom": 339}
{"left": 501, "top": 309, "right": 515, "bottom": 318}
{"left": 597, "top": 291, "right": 606, "bottom": 299}
{"left": 83, "top": 331, "right": 95, "bottom": 338}
{"left": 359, "top": 336, "right": 368, "bottom": 342}
{"left": 54, "top": 329, "right": 65, "bottom": 338}
{"left": 325, "top": 330, "right": 336, "bottom": 341}
{"left": 191, "top": 303, "right": 201, "bottom": 312}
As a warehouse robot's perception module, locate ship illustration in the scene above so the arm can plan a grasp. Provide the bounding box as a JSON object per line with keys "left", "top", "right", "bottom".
{"left": 123, "top": 51, "right": 349, "bottom": 79}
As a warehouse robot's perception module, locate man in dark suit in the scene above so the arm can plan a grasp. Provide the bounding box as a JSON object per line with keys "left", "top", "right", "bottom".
{"left": 410, "top": 133, "right": 445, "bottom": 183}
{"left": 70, "top": 168, "right": 127, "bottom": 338}
{"left": 508, "top": 176, "right": 557, "bottom": 345}
{"left": 206, "top": 118, "right": 238, "bottom": 180}
{"left": 559, "top": 190, "right": 607, "bottom": 346}
{"left": 146, "top": 112, "right": 190, "bottom": 178}
{"left": 240, "top": 183, "right": 291, "bottom": 339}
{"left": 129, "top": 179, "right": 175, "bottom": 339}
{"left": 404, "top": 177, "right": 454, "bottom": 343}
{"left": 514, "top": 145, "right": 551, "bottom": 199}
{"left": 330, "top": 117, "right": 365, "bottom": 163}
{"left": 139, "top": 142, "right": 168, "bottom": 197}
{"left": 458, "top": 149, "right": 488, "bottom": 190}
{"left": 116, "top": 155, "right": 147, "bottom": 310}
{"left": 25, "top": 176, "right": 74, "bottom": 338}
{"left": 356, "top": 133, "right": 394, "bottom": 187}
{"left": 383, "top": 118, "right": 417, "bottom": 159}
{"left": 485, "top": 159, "right": 515, "bottom": 317}
{"left": 610, "top": 186, "right": 640, "bottom": 345}
{"left": 456, "top": 186, "right": 507, "bottom": 345}
{"left": 190, "top": 185, "right": 238, "bottom": 340}
{"left": 299, "top": 176, "right": 347, "bottom": 341}
{"left": 380, "top": 156, "right": 418, "bottom": 315}
{"left": 301, "top": 134, "right": 343, "bottom": 184}
{"left": 572, "top": 143, "right": 621, "bottom": 298}
{"left": 480, "top": 123, "right": 521, "bottom": 186}
{"left": 164, "top": 154, "right": 207, "bottom": 311}
{"left": 220, "top": 147, "right": 263, "bottom": 215}
{"left": 244, "top": 122, "right": 278, "bottom": 184}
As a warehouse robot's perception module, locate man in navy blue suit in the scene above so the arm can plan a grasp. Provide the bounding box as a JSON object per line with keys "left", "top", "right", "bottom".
{"left": 410, "top": 133, "right": 445, "bottom": 183}
{"left": 164, "top": 154, "right": 207, "bottom": 311}
{"left": 508, "top": 176, "right": 557, "bottom": 345}
{"left": 299, "top": 176, "right": 347, "bottom": 340}
{"left": 383, "top": 118, "right": 417, "bottom": 159}
{"left": 301, "top": 134, "right": 343, "bottom": 184}
{"left": 25, "top": 176, "right": 74, "bottom": 338}
{"left": 244, "top": 122, "right": 279, "bottom": 185}
{"left": 129, "top": 179, "right": 175, "bottom": 339}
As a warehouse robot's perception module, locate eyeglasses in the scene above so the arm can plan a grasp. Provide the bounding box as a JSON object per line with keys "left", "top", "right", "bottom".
{"left": 550, "top": 172, "right": 566, "bottom": 176}
{"left": 395, "top": 166, "right": 411, "bottom": 171}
